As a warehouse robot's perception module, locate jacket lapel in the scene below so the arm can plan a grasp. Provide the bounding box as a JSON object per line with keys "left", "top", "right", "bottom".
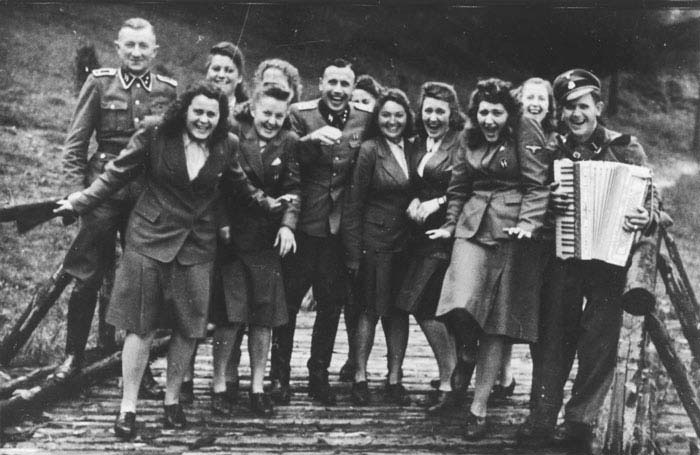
{"left": 378, "top": 138, "right": 408, "bottom": 185}
{"left": 190, "top": 137, "right": 226, "bottom": 190}
{"left": 165, "top": 134, "right": 190, "bottom": 186}
{"left": 238, "top": 125, "right": 265, "bottom": 184}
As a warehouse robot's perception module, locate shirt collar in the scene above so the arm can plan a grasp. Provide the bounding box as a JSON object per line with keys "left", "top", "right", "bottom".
{"left": 318, "top": 99, "right": 350, "bottom": 130}
{"left": 565, "top": 124, "right": 606, "bottom": 156}
{"left": 119, "top": 67, "right": 152, "bottom": 92}
{"left": 183, "top": 132, "right": 209, "bottom": 152}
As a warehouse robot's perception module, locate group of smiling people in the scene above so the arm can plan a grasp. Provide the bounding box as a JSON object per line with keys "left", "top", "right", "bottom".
{"left": 54, "top": 17, "right": 658, "bottom": 453}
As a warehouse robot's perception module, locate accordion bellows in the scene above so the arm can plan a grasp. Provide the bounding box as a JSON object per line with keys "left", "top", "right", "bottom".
{"left": 554, "top": 159, "right": 652, "bottom": 267}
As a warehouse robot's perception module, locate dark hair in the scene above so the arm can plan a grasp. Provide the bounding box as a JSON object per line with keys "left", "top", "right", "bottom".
{"left": 252, "top": 58, "right": 302, "bottom": 104}
{"left": 466, "top": 78, "right": 518, "bottom": 148}
{"left": 354, "top": 74, "right": 384, "bottom": 99}
{"left": 366, "top": 88, "right": 415, "bottom": 140}
{"left": 415, "top": 81, "right": 466, "bottom": 137}
{"left": 513, "top": 77, "right": 557, "bottom": 135}
{"left": 206, "top": 41, "right": 248, "bottom": 103}
{"left": 161, "top": 81, "right": 230, "bottom": 144}
{"left": 322, "top": 58, "right": 355, "bottom": 82}
{"left": 251, "top": 86, "right": 292, "bottom": 106}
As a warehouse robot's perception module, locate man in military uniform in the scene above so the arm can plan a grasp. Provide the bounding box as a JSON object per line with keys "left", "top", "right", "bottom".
{"left": 54, "top": 18, "right": 177, "bottom": 391}
{"left": 518, "top": 69, "right": 658, "bottom": 452}
{"left": 269, "top": 58, "right": 372, "bottom": 405}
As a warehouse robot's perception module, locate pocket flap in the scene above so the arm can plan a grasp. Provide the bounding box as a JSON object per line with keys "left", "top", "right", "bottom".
{"left": 133, "top": 203, "right": 160, "bottom": 223}
{"left": 101, "top": 100, "right": 128, "bottom": 111}
{"left": 504, "top": 194, "right": 522, "bottom": 205}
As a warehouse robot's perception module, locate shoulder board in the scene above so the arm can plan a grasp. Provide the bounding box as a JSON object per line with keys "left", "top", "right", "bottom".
{"left": 155, "top": 74, "right": 178, "bottom": 87}
{"left": 353, "top": 102, "right": 373, "bottom": 113}
{"left": 293, "top": 99, "right": 319, "bottom": 111}
{"left": 608, "top": 134, "right": 631, "bottom": 147}
{"left": 91, "top": 68, "right": 117, "bottom": 77}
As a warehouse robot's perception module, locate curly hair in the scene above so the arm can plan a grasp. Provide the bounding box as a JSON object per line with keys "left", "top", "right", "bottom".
{"left": 206, "top": 41, "right": 248, "bottom": 103}
{"left": 513, "top": 77, "right": 557, "bottom": 135}
{"left": 354, "top": 74, "right": 384, "bottom": 100}
{"left": 365, "top": 88, "right": 415, "bottom": 140}
{"left": 252, "top": 58, "right": 302, "bottom": 103}
{"left": 161, "top": 81, "right": 230, "bottom": 144}
{"left": 415, "top": 81, "right": 466, "bottom": 137}
{"left": 466, "top": 78, "right": 518, "bottom": 148}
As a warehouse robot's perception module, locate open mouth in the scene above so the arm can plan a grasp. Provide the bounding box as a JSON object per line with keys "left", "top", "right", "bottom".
{"left": 328, "top": 94, "right": 346, "bottom": 105}
{"left": 527, "top": 106, "right": 543, "bottom": 115}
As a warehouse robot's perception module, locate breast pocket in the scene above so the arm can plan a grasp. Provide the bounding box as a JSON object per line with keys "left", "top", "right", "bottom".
{"left": 100, "top": 100, "right": 132, "bottom": 132}
{"left": 133, "top": 203, "right": 161, "bottom": 224}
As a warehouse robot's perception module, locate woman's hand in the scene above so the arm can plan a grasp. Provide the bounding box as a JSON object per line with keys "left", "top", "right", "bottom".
{"left": 503, "top": 227, "right": 532, "bottom": 239}
{"left": 274, "top": 226, "right": 297, "bottom": 257}
{"left": 623, "top": 206, "right": 650, "bottom": 232}
{"left": 550, "top": 181, "right": 571, "bottom": 215}
{"left": 425, "top": 228, "right": 451, "bottom": 240}
{"left": 305, "top": 125, "right": 342, "bottom": 145}
{"left": 219, "top": 226, "right": 231, "bottom": 244}
{"left": 405, "top": 198, "right": 421, "bottom": 222}
{"left": 53, "top": 192, "right": 82, "bottom": 216}
{"left": 416, "top": 198, "right": 441, "bottom": 223}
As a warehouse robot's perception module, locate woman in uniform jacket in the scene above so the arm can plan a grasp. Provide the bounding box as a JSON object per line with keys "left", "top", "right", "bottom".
{"left": 341, "top": 88, "right": 416, "bottom": 406}
{"left": 210, "top": 86, "right": 301, "bottom": 417}
{"left": 56, "top": 81, "right": 276, "bottom": 439}
{"left": 428, "top": 78, "right": 549, "bottom": 439}
{"left": 395, "top": 81, "right": 465, "bottom": 413}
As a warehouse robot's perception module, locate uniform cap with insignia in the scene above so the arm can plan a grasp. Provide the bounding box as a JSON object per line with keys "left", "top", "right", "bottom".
{"left": 553, "top": 69, "right": 601, "bottom": 104}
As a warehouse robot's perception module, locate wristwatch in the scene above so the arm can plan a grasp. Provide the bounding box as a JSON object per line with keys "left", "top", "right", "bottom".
{"left": 437, "top": 196, "right": 447, "bottom": 205}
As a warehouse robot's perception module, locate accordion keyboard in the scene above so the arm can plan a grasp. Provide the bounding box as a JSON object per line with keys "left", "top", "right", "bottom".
{"left": 554, "top": 160, "right": 576, "bottom": 259}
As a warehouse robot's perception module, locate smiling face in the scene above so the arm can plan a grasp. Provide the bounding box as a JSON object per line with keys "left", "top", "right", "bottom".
{"left": 378, "top": 100, "right": 407, "bottom": 142}
{"left": 561, "top": 92, "right": 602, "bottom": 142}
{"left": 521, "top": 82, "right": 549, "bottom": 124}
{"left": 477, "top": 101, "right": 509, "bottom": 143}
{"left": 206, "top": 54, "right": 241, "bottom": 98}
{"left": 185, "top": 95, "right": 220, "bottom": 141}
{"left": 251, "top": 95, "right": 288, "bottom": 140}
{"left": 114, "top": 26, "right": 158, "bottom": 75}
{"left": 422, "top": 96, "right": 451, "bottom": 140}
{"left": 351, "top": 88, "right": 376, "bottom": 111}
{"left": 319, "top": 65, "right": 355, "bottom": 113}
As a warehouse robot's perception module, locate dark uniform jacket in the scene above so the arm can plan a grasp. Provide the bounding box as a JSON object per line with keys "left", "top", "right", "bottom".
{"left": 442, "top": 115, "right": 550, "bottom": 244}
{"left": 70, "top": 126, "right": 269, "bottom": 266}
{"left": 342, "top": 137, "right": 417, "bottom": 269}
{"left": 551, "top": 124, "right": 660, "bottom": 234}
{"left": 288, "top": 99, "right": 372, "bottom": 237}
{"left": 226, "top": 121, "right": 302, "bottom": 253}
{"left": 407, "top": 129, "right": 461, "bottom": 258}
{"left": 63, "top": 67, "right": 178, "bottom": 194}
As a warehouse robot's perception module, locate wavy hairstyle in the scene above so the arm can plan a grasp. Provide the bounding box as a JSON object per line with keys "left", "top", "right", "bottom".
{"left": 512, "top": 77, "right": 556, "bottom": 135}
{"left": 252, "top": 58, "right": 302, "bottom": 104}
{"left": 415, "top": 81, "right": 466, "bottom": 138}
{"left": 365, "top": 88, "right": 415, "bottom": 140}
{"left": 206, "top": 41, "right": 248, "bottom": 103}
{"left": 161, "top": 81, "right": 230, "bottom": 144}
{"left": 354, "top": 74, "right": 384, "bottom": 99}
{"left": 466, "top": 78, "right": 518, "bottom": 148}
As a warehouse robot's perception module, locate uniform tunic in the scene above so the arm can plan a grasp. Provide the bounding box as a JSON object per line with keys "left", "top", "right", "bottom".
{"left": 341, "top": 137, "right": 416, "bottom": 317}
{"left": 435, "top": 116, "right": 549, "bottom": 343}
{"left": 396, "top": 130, "right": 460, "bottom": 319}
{"left": 213, "top": 121, "right": 301, "bottom": 328}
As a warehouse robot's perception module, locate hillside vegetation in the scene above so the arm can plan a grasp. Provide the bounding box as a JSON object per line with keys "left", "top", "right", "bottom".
{"left": 0, "top": 4, "right": 699, "bottom": 363}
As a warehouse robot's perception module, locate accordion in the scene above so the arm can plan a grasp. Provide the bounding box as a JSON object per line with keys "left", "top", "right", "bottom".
{"left": 554, "top": 159, "right": 652, "bottom": 267}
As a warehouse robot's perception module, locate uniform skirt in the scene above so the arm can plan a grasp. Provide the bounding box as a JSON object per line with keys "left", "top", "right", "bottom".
{"left": 395, "top": 254, "right": 449, "bottom": 320}
{"left": 354, "top": 249, "right": 408, "bottom": 318}
{"left": 211, "top": 249, "right": 289, "bottom": 328}
{"left": 106, "top": 248, "right": 213, "bottom": 338}
{"left": 435, "top": 238, "right": 547, "bottom": 343}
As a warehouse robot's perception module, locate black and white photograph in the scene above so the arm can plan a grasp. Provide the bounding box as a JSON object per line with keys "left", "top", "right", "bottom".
{"left": 1, "top": 2, "right": 699, "bottom": 454}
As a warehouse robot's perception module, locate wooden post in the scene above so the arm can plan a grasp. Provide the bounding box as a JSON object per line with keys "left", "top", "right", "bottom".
{"left": 0, "top": 268, "right": 72, "bottom": 366}
{"left": 657, "top": 254, "right": 700, "bottom": 367}
{"left": 645, "top": 312, "right": 700, "bottom": 439}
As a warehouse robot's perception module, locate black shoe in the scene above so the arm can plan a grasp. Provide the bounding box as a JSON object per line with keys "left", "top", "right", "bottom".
{"left": 427, "top": 390, "right": 460, "bottom": 414}
{"left": 225, "top": 380, "right": 239, "bottom": 404}
{"left": 179, "top": 380, "right": 194, "bottom": 404}
{"left": 338, "top": 361, "right": 356, "bottom": 382}
{"left": 249, "top": 392, "right": 274, "bottom": 417}
{"left": 308, "top": 377, "right": 336, "bottom": 405}
{"left": 53, "top": 354, "right": 82, "bottom": 380}
{"left": 385, "top": 383, "right": 411, "bottom": 406}
{"left": 516, "top": 418, "right": 555, "bottom": 446}
{"left": 490, "top": 378, "right": 516, "bottom": 402}
{"left": 163, "top": 403, "right": 187, "bottom": 429}
{"left": 451, "top": 360, "right": 475, "bottom": 394}
{"left": 139, "top": 367, "right": 165, "bottom": 400}
{"left": 464, "top": 411, "right": 488, "bottom": 441}
{"left": 351, "top": 381, "right": 371, "bottom": 406}
{"left": 211, "top": 392, "right": 232, "bottom": 416}
{"left": 552, "top": 421, "right": 595, "bottom": 452}
{"left": 429, "top": 378, "right": 441, "bottom": 390}
{"left": 113, "top": 412, "right": 136, "bottom": 440}
{"left": 270, "top": 379, "right": 291, "bottom": 405}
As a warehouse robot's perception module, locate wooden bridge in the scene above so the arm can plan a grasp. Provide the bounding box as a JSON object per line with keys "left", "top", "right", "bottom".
{"left": 0, "top": 308, "right": 696, "bottom": 454}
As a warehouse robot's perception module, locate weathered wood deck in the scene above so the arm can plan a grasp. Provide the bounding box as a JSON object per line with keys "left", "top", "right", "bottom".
{"left": 0, "top": 309, "right": 692, "bottom": 454}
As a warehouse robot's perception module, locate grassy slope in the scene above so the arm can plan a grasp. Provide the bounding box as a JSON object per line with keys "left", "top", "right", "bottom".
{"left": 0, "top": 4, "right": 698, "bottom": 368}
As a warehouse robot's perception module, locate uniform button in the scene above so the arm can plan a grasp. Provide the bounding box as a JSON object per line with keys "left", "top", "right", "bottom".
{"left": 334, "top": 156, "right": 339, "bottom": 160}
{"left": 110, "top": 103, "right": 115, "bottom": 109}
{"left": 100, "top": 153, "right": 106, "bottom": 159}
{"left": 135, "top": 100, "right": 140, "bottom": 106}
